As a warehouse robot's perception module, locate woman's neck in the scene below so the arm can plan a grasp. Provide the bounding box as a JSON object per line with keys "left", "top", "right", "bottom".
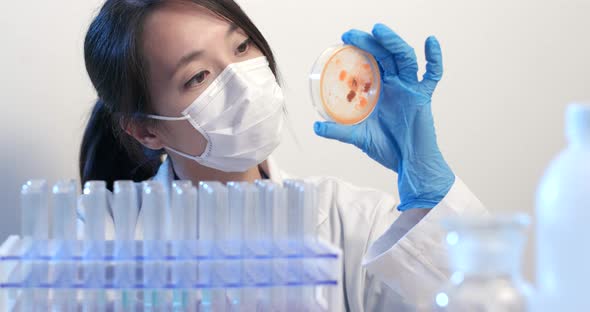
{"left": 167, "top": 153, "right": 263, "bottom": 185}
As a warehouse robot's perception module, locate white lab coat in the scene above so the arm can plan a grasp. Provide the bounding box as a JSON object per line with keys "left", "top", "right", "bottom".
{"left": 78, "top": 156, "right": 487, "bottom": 311}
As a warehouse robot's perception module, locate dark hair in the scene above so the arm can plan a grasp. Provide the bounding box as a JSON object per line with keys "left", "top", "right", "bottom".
{"left": 80, "top": 0, "right": 278, "bottom": 190}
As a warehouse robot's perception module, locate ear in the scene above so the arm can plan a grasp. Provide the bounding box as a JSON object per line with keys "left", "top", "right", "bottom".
{"left": 122, "top": 120, "right": 165, "bottom": 150}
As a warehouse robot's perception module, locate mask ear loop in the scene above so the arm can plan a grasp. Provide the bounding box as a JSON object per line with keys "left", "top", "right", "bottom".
{"left": 144, "top": 114, "right": 190, "bottom": 121}
{"left": 143, "top": 112, "right": 202, "bottom": 159}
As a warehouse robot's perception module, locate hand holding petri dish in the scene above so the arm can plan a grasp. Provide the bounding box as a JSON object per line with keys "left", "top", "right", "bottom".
{"left": 309, "top": 44, "right": 381, "bottom": 125}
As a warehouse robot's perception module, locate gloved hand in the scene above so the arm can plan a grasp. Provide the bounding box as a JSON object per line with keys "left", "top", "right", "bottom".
{"left": 313, "top": 23, "right": 455, "bottom": 211}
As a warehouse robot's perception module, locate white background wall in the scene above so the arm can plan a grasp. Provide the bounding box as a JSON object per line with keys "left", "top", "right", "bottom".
{"left": 1, "top": 0, "right": 589, "bottom": 280}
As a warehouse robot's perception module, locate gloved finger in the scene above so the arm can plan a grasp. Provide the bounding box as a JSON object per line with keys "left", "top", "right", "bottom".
{"left": 314, "top": 121, "right": 358, "bottom": 145}
{"left": 371, "top": 23, "right": 418, "bottom": 82}
{"left": 342, "top": 29, "right": 398, "bottom": 74}
{"left": 420, "top": 36, "right": 443, "bottom": 97}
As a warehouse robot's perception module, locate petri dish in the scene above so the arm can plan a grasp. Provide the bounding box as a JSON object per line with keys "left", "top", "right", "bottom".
{"left": 309, "top": 44, "right": 381, "bottom": 125}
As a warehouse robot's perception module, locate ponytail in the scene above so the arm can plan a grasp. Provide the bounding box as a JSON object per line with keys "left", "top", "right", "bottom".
{"left": 79, "top": 99, "right": 162, "bottom": 190}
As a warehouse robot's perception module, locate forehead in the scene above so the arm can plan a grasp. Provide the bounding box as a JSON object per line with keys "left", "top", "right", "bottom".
{"left": 141, "top": 2, "right": 232, "bottom": 72}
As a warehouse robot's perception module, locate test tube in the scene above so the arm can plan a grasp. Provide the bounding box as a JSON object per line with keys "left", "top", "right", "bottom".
{"left": 227, "top": 182, "right": 254, "bottom": 249}
{"left": 20, "top": 179, "right": 49, "bottom": 241}
{"left": 197, "top": 181, "right": 225, "bottom": 242}
{"left": 170, "top": 181, "right": 195, "bottom": 277}
{"left": 284, "top": 180, "right": 319, "bottom": 308}
{"left": 213, "top": 183, "right": 229, "bottom": 243}
{"left": 113, "top": 181, "right": 138, "bottom": 247}
{"left": 227, "top": 182, "right": 258, "bottom": 309}
{"left": 112, "top": 180, "right": 139, "bottom": 290}
{"left": 266, "top": 183, "right": 289, "bottom": 311}
{"left": 170, "top": 180, "right": 197, "bottom": 242}
{"left": 81, "top": 181, "right": 108, "bottom": 310}
{"left": 228, "top": 182, "right": 260, "bottom": 309}
{"left": 283, "top": 180, "right": 301, "bottom": 252}
{"left": 141, "top": 181, "right": 167, "bottom": 288}
{"left": 301, "top": 181, "right": 319, "bottom": 309}
{"left": 82, "top": 181, "right": 107, "bottom": 247}
{"left": 254, "top": 181, "right": 274, "bottom": 246}
{"left": 271, "top": 184, "right": 287, "bottom": 244}
{"left": 51, "top": 180, "right": 77, "bottom": 311}
{"left": 19, "top": 180, "right": 49, "bottom": 310}
{"left": 242, "top": 183, "right": 260, "bottom": 247}
{"left": 302, "top": 181, "right": 318, "bottom": 243}
{"left": 81, "top": 180, "right": 107, "bottom": 273}
{"left": 141, "top": 181, "right": 168, "bottom": 242}
{"left": 51, "top": 180, "right": 77, "bottom": 244}
{"left": 255, "top": 181, "right": 284, "bottom": 309}
{"left": 197, "top": 181, "right": 228, "bottom": 311}
{"left": 170, "top": 181, "right": 198, "bottom": 311}
{"left": 284, "top": 180, "right": 318, "bottom": 250}
{"left": 197, "top": 181, "right": 214, "bottom": 311}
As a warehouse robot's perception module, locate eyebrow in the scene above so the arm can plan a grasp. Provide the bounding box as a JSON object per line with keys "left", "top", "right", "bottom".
{"left": 171, "top": 24, "right": 240, "bottom": 78}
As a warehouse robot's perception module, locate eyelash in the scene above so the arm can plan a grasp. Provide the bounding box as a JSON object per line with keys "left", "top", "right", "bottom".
{"left": 184, "top": 38, "right": 252, "bottom": 89}
{"left": 184, "top": 71, "right": 209, "bottom": 89}
{"left": 236, "top": 38, "right": 251, "bottom": 55}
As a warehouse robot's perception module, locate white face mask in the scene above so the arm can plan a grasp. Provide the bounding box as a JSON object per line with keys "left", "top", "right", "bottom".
{"left": 147, "top": 56, "right": 285, "bottom": 172}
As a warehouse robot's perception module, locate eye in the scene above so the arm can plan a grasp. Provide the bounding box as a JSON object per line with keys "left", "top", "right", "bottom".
{"left": 184, "top": 70, "right": 210, "bottom": 89}
{"left": 235, "top": 38, "right": 251, "bottom": 55}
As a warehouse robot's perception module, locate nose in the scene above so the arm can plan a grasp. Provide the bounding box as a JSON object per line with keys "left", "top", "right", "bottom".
{"left": 216, "top": 59, "right": 232, "bottom": 72}
{"left": 212, "top": 53, "right": 235, "bottom": 75}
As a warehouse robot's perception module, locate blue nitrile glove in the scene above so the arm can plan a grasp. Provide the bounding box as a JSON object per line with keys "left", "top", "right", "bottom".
{"left": 313, "top": 23, "right": 455, "bottom": 211}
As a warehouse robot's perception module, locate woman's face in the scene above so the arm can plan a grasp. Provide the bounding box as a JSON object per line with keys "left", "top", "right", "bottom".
{"left": 138, "top": 1, "right": 264, "bottom": 156}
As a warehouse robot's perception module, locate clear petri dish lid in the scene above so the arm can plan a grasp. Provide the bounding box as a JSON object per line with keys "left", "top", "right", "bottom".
{"left": 309, "top": 44, "right": 381, "bottom": 125}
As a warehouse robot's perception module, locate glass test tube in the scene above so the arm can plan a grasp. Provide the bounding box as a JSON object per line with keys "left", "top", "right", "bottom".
{"left": 302, "top": 181, "right": 318, "bottom": 243}
{"left": 51, "top": 180, "right": 77, "bottom": 244}
{"left": 285, "top": 180, "right": 318, "bottom": 308}
{"left": 170, "top": 181, "right": 198, "bottom": 311}
{"left": 171, "top": 181, "right": 197, "bottom": 242}
{"left": 285, "top": 180, "right": 318, "bottom": 248}
{"left": 141, "top": 181, "right": 167, "bottom": 286}
{"left": 21, "top": 180, "right": 49, "bottom": 240}
{"left": 19, "top": 180, "right": 49, "bottom": 311}
{"left": 227, "top": 182, "right": 259, "bottom": 310}
{"left": 284, "top": 180, "right": 302, "bottom": 250}
{"left": 267, "top": 183, "right": 289, "bottom": 311}
{"left": 140, "top": 181, "right": 168, "bottom": 310}
{"left": 197, "top": 181, "right": 215, "bottom": 311}
{"left": 271, "top": 182, "right": 288, "bottom": 243}
{"left": 213, "top": 183, "right": 229, "bottom": 242}
{"left": 112, "top": 181, "right": 139, "bottom": 291}
{"left": 83, "top": 181, "right": 107, "bottom": 253}
{"left": 198, "top": 181, "right": 226, "bottom": 242}
{"left": 51, "top": 180, "right": 77, "bottom": 311}
{"left": 253, "top": 181, "right": 279, "bottom": 310}
{"left": 82, "top": 181, "right": 108, "bottom": 309}
{"left": 113, "top": 181, "right": 138, "bottom": 248}
{"left": 227, "top": 182, "right": 253, "bottom": 248}
{"left": 198, "top": 182, "right": 227, "bottom": 311}
{"left": 170, "top": 181, "right": 195, "bottom": 277}
{"left": 242, "top": 182, "right": 259, "bottom": 247}
{"left": 254, "top": 181, "right": 273, "bottom": 246}
{"left": 304, "top": 181, "right": 319, "bottom": 308}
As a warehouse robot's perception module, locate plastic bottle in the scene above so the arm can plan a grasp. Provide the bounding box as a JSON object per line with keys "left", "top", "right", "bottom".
{"left": 536, "top": 103, "right": 590, "bottom": 311}
{"left": 432, "top": 214, "right": 533, "bottom": 311}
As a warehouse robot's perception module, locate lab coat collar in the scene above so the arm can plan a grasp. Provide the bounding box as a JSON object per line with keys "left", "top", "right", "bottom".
{"left": 153, "top": 155, "right": 287, "bottom": 186}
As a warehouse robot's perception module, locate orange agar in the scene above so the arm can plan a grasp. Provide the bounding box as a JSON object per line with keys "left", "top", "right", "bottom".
{"left": 339, "top": 70, "right": 347, "bottom": 81}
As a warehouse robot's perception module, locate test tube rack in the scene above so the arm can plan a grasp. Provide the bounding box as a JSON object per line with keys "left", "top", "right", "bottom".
{"left": 0, "top": 179, "right": 342, "bottom": 311}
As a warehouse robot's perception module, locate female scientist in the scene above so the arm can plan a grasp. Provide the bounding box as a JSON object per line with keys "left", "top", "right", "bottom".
{"left": 79, "top": 0, "right": 487, "bottom": 310}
